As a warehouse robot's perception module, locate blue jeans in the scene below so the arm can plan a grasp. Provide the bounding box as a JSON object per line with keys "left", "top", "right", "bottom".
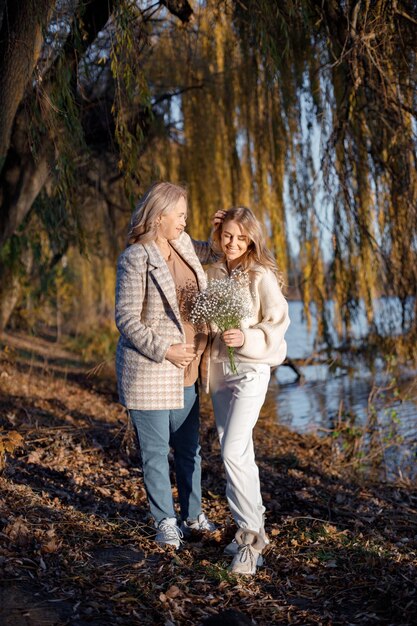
{"left": 129, "top": 384, "right": 202, "bottom": 524}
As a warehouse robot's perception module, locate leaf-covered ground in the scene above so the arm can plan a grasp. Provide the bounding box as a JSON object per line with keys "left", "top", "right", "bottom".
{"left": 0, "top": 331, "right": 416, "bottom": 625}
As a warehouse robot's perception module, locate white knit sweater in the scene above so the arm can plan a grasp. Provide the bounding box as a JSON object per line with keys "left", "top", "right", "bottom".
{"left": 207, "top": 260, "right": 290, "bottom": 367}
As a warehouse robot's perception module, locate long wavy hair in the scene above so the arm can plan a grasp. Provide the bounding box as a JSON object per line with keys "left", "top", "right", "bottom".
{"left": 212, "top": 206, "right": 283, "bottom": 283}
{"left": 127, "top": 182, "right": 188, "bottom": 246}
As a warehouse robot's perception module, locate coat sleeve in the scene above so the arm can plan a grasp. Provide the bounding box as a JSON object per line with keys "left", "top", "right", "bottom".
{"left": 191, "top": 238, "right": 219, "bottom": 265}
{"left": 236, "top": 270, "right": 290, "bottom": 362}
{"left": 115, "top": 249, "right": 172, "bottom": 363}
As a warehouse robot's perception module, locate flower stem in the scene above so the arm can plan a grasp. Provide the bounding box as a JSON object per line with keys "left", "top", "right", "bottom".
{"left": 227, "top": 346, "right": 238, "bottom": 374}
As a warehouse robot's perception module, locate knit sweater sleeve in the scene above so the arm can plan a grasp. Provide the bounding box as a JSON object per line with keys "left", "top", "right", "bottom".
{"left": 236, "top": 269, "right": 290, "bottom": 363}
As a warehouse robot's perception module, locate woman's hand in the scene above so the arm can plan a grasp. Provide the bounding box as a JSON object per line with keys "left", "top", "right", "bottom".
{"left": 212, "top": 210, "right": 227, "bottom": 231}
{"left": 165, "top": 343, "right": 196, "bottom": 368}
{"left": 222, "top": 329, "right": 245, "bottom": 348}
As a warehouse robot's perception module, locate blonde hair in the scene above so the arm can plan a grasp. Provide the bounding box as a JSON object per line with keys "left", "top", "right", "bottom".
{"left": 127, "top": 182, "right": 187, "bottom": 246}
{"left": 213, "top": 206, "right": 282, "bottom": 281}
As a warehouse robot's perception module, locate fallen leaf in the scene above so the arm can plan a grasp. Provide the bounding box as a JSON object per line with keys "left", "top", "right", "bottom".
{"left": 165, "top": 585, "right": 181, "bottom": 599}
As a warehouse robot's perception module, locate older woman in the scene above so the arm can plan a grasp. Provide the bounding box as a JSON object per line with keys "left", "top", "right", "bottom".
{"left": 115, "top": 182, "right": 216, "bottom": 548}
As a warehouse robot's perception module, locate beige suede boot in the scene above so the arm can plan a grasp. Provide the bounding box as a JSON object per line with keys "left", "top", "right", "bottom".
{"left": 229, "top": 529, "right": 266, "bottom": 575}
{"left": 224, "top": 526, "right": 269, "bottom": 556}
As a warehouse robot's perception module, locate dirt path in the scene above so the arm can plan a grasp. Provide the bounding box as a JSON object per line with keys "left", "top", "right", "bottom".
{"left": 1, "top": 332, "right": 416, "bottom": 625}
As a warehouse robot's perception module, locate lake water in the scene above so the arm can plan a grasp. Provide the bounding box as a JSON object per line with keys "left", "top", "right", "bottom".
{"left": 271, "top": 300, "right": 417, "bottom": 481}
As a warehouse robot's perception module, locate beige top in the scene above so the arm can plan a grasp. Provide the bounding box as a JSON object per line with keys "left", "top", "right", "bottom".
{"left": 166, "top": 244, "right": 208, "bottom": 386}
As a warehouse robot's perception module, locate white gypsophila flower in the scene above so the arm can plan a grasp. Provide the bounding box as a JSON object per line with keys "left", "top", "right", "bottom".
{"left": 189, "top": 269, "right": 253, "bottom": 373}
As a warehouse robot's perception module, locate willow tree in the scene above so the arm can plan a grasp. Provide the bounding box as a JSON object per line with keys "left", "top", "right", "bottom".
{"left": 0, "top": 0, "right": 193, "bottom": 331}
{"left": 146, "top": 0, "right": 417, "bottom": 354}
{"left": 230, "top": 0, "right": 417, "bottom": 350}
{"left": 147, "top": 0, "right": 291, "bottom": 273}
{"left": 0, "top": 0, "right": 416, "bottom": 358}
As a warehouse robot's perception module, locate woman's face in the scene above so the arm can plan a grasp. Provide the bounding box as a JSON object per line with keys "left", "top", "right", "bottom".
{"left": 220, "top": 220, "right": 250, "bottom": 267}
{"left": 157, "top": 197, "right": 187, "bottom": 241}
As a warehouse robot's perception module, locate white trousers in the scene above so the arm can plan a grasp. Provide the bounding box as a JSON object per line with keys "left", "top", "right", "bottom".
{"left": 210, "top": 361, "right": 270, "bottom": 533}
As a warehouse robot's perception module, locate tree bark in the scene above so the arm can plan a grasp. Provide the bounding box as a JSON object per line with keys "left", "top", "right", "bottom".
{"left": 0, "top": 0, "right": 117, "bottom": 250}
{"left": 0, "top": 266, "right": 23, "bottom": 331}
{"left": 0, "top": 110, "right": 54, "bottom": 248}
{"left": 0, "top": 0, "right": 55, "bottom": 159}
{"left": 0, "top": 246, "right": 33, "bottom": 331}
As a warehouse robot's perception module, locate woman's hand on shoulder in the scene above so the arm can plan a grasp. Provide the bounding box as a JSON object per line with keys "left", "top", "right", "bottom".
{"left": 222, "top": 329, "right": 244, "bottom": 348}
{"left": 165, "top": 343, "right": 197, "bottom": 368}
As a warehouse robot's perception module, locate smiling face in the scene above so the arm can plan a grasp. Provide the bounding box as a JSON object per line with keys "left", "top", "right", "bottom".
{"left": 157, "top": 196, "right": 187, "bottom": 241}
{"left": 220, "top": 219, "right": 250, "bottom": 268}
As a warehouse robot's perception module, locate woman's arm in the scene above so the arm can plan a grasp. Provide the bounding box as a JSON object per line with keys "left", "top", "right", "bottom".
{"left": 192, "top": 238, "right": 217, "bottom": 264}
{"left": 235, "top": 271, "right": 290, "bottom": 362}
{"left": 191, "top": 210, "right": 226, "bottom": 264}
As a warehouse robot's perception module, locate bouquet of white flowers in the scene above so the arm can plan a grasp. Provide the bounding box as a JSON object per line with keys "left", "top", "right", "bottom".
{"left": 190, "top": 270, "right": 253, "bottom": 374}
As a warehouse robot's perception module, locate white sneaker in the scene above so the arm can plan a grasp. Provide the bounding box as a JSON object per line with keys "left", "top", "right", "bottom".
{"left": 180, "top": 512, "right": 217, "bottom": 536}
{"left": 229, "top": 529, "right": 266, "bottom": 575}
{"left": 155, "top": 517, "right": 183, "bottom": 549}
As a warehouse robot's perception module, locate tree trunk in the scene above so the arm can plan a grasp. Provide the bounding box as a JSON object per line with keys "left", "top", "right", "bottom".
{"left": 0, "top": 247, "right": 33, "bottom": 331}
{"left": 0, "top": 0, "right": 55, "bottom": 159}
{"left": 0, "top": 109, "right": 54, "bottom": 249}
{"left": 0, "top": 265, "right": 23, "bottom": 331}
{"left": 0, "top": 0, "right": 119, "bottom": 252}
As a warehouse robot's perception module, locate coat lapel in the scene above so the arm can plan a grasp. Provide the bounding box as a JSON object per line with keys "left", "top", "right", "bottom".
{"left": 144, "top": 241, "right": 183, "bottom": 331}
{"left": 143, "top": 234, "right": 207, "bottom": 334}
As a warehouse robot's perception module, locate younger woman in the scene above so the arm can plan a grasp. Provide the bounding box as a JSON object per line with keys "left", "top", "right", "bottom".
{"left": 207, "top": 207, "right": 290, "bottom": 575}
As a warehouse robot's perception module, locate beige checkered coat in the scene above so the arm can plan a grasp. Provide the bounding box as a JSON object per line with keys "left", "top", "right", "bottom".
{"left": 115, "top": 232, "right": 212, "bottom": 410}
